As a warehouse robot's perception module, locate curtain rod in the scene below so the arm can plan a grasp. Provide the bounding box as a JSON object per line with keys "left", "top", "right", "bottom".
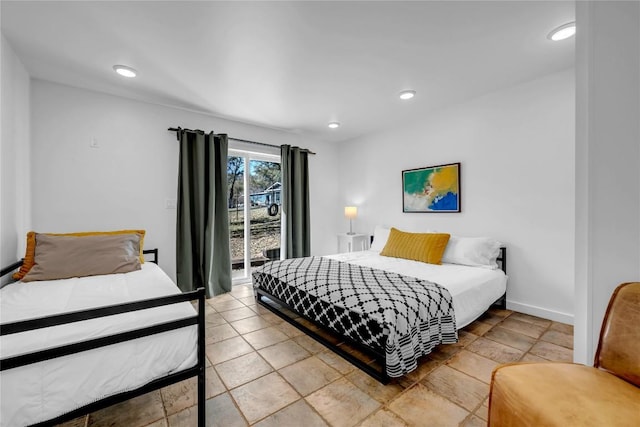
{"left": 167, "top": 127, "right": 316, "bottom": 155}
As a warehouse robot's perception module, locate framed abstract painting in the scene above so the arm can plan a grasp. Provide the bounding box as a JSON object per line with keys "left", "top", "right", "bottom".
{"left": 402, "top": 162, "right": 461, "bottom": 213}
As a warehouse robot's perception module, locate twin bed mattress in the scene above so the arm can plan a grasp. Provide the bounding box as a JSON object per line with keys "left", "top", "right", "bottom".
{"left": 0, "top": 263, "right": 197, "bottom": 427}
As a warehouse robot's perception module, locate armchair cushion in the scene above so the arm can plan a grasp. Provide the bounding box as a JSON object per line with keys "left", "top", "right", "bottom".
{"left": 489, "top": 362, "right": 640, "bottom": 427}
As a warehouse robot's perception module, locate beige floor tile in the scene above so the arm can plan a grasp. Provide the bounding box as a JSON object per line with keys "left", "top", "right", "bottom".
{"left": 209, "top": 293, "right": 236, "bottom": 302}
{"left": 316, "top": 350, "right": 356, "bottom": 375}
{"left": 258, "top": 311, "right": 286, "bottom": 324}
{"left": 206, "top": 322, "right": 239, "bottom": 344}
{"left": 487, "top": 307, "right": 513, "bottom": 318}
{"left": 244, "top": 326, "right": 289, "bottom": 350}
{"left": 466, "top": 336, "right": 525, "bottom": 363}
{"left": 540, "top": 329, "right": 573, "bottom": 349}
{"left": 474, "top": 398, "right": 489, "bottom": 421}
{"left": 280, "top": 356, "right": 341, "bottom": 396}
{"left": 461, "top": 415, "right": 487, "bottom": 427}
{"left": 294, "top": 334, "right": 328, "bottom": 354}
{"left": 499, "top": 317, "right": 547, "bottom": 339}
{"left": 237, "top": 296, "right": 257, "bottom": 306}
{"left": 259, "top": 339, "right": 311, "bottom": 370}
{"left": 476, "top": 311, "right": 504, "bottom": 325}
{"left": 462, "top": 320, "right": 493, "bottom": 337}
{"left": 253, "top": 400, "right": 328, "bottom": 427}
{"left": 205, "top": 311, "right": 227, "bottom": 327}
{"left": 215, "top": 352, "right": 273, "bottom": 389}
{"left": 509, "top": 312, "right": 552, "bottom": 328}
{"left": 388, "top": 383, "right": 469, "bottom": 427}
{"left": 230, "top": 315, "right": 272, "bottom": 335}
{"left": 211, "top": 299, "right": 246, "bottom": 312}
{"left": 161, "top": 367, "right": 226, "bottom": 416}
{"left": 421, "top": 365, "right": 489, "bottom": 411}
{"left": 456, "top": 330, "right": 479, "bottom": 347}
{"left": 446, "top": 350, "right": 499, "bottom": 384}
{"left": 306, "top": 378, "right": 380, "bottom": 427}
{"left": 87, "top": 391, "right": 164, "bottom": 427}
{"left": 221, "top": 307, "right": 259, "bottom": 322}
{"left": 529, "top": 340, "right": 573, "bottom": 362}
{"left": 549, "top": 321, "right": 574, "bottom": 335}
{"left": 205, "top": 336, "right": 254, "bottom": 365}
{"left": 231, "top": 285, "right": 255, "bottom": 298}
{"left": 145, "top": 420, "right": 167, "bottom": 427}
{"left": 483, "top": 325, "right": 537, "bottom": 351}
{"left": 346, "top": 369, "right": 404, "bottom": 403}
{"left": 273, "top": 320, "right": 306, "bottom": 338}
{"left": 168, "top": 393, "right": 248, "bottom": 427}
{"left": 520, "top": 352, "right": 548, "bottom": 363}
{"left": 231, "top": 372, "right": 300, "bottom": 424}
{"left": 359, "top": 409, "right": 409, "bottom": 427}
{"left": 428, "top": 342, "right": 463, "bottom": 362}
{"left": 397, "top": 357, "right": 441, "bottom": 388}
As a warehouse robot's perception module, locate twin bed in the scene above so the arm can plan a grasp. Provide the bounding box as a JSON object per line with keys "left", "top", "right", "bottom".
{"left": 0, "top": 234, "right": 206, "bottom": 427}
{"left": 1, "top": 226, "right": 506, "bottom": 425}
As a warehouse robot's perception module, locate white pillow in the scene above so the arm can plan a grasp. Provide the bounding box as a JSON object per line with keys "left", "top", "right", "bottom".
{"left": 370, "top": 225, "right": 391, "bottom": 251}
{"left": 441, "top": 236, "right": 502, "bottom": 269}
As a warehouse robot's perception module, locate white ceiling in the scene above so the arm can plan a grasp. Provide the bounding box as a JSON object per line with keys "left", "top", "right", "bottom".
{"left": 1, "top": 1, "right": 575, "bottom": 143}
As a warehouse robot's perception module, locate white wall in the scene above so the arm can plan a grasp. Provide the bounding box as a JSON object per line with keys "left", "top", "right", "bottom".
{"left": 30, "top": 80, "right": 340, "bottom": 281}
{"left": 0, "top": 34, "right": 31, "bottom": 284}
{"left": 337, "top": 70, "right": 575, "bottom": 323}
{"left": 574, "top": 1, "right": 640, "bottom": 364}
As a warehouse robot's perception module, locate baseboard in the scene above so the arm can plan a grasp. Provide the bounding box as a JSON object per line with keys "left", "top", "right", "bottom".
{"left": 506, "top": 300, "right": 574, "bottom": 325}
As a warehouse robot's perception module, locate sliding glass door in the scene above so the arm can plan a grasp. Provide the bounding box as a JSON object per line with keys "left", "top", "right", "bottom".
{"left": 228, "top": 150, "right": 281, "bottom": 283}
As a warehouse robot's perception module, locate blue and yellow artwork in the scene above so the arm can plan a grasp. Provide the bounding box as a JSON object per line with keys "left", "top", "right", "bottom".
{"left": 402, "top": 163, "right": 460, "bottom": 212}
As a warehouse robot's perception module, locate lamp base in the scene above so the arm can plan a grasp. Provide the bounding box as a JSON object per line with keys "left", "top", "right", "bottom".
{"left": 346, "top": 232, "right": 356, "bottom": 235}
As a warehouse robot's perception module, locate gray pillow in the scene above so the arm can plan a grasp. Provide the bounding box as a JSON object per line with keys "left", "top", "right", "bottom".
{"left": 22, "top": 233, "right": 141, "bottom": 282}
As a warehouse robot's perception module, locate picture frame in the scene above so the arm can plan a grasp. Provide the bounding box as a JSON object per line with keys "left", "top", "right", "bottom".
{"left": 402, "top": 162, "right": 461, "bottom": 213}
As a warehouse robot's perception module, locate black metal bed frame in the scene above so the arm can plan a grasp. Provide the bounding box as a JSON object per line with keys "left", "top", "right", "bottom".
{"left": 0, "top": 249, "right": 206, "bottom": 427}
{"left": 255, "top": 246, "right": 507, "bottom": 384}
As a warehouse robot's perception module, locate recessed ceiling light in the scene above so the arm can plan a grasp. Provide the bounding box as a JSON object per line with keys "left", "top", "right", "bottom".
{"left": 113, "top": 65, "right": 137, "bottom": 78}
{"left": 328, "top": 122, "right": 340, "bottom": 129}
{"left": 548, "top": 22, "right": 576, "bottom": 41}
{"left": 399, "top": 90, "right": 416, "bottom": 100}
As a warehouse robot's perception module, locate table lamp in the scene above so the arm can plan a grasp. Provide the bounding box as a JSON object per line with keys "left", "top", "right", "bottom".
{"left": 344, "top": 206, "right": 357, "bottom": 235}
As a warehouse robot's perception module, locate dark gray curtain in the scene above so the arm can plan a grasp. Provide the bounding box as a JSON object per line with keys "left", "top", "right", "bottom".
{"left": 176, "top": 130, "right": 231, "bottom": 297}
{"left": 281, "top": 145, "right": 310, "bottom": 258}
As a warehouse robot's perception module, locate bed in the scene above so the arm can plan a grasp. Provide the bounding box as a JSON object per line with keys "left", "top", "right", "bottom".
{"left": 0, "top": 239, "right": 206, "bottom": 427}
{"left": 253, "top": 227, "right": 507, "bottom": 383}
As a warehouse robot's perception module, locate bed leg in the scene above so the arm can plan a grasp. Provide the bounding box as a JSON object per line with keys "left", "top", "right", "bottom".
{"left": 197, "top": 288, "right": 206, "bottom": 427}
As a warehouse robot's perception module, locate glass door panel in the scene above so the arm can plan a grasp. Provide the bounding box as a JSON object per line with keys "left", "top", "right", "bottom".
{"left": 227, "top": 155, "right": 246, "bottom": 280}
{"left": 249, "top": 159, "right": 281, "bottom": 266}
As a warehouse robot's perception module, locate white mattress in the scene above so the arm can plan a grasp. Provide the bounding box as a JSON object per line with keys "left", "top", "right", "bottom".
{"left": 325, "top": 250, "right": 507, "bottom": 329}
{"left": 0, "top": 263, "right": 198, "bottom": 427}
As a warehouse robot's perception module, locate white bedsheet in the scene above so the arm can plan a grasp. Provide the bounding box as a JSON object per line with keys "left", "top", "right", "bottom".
{"left": 325, "top": 250, "right": 507, "bottom": 329}
{"left": 0, "top": 263, "right": 197, "bottom": 427}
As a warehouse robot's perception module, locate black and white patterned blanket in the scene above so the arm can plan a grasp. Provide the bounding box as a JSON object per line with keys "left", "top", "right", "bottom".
{"left": 252, "top": 257, "right": 457, "bottom": 377}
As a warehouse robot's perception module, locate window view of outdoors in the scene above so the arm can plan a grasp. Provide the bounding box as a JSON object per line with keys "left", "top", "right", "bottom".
{"left": 228, "top": 156, "right": 281, "bottom": 280}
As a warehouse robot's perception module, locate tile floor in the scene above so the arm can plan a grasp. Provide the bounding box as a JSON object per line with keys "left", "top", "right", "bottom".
{"left": 59, "top": 284, "right": 573, "bottom": 427}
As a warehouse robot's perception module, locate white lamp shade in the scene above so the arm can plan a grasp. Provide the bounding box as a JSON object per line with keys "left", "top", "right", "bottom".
{"left": 344, "top": 206, "right": 358, "bottom": 219}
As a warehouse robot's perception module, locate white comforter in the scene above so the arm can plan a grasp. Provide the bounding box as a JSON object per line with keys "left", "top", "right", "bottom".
{"left": 0, "top": 263, "right": 197, "bottom": 427}
{"left": 325, "top": 250, "right": 507, "bottom": 329}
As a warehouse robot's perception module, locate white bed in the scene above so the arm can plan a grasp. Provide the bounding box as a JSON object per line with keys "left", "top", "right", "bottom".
{"left": 326, "top": 249, "right": 507, "bottom": 329}
{"left": 0, "top": 263, "right": 198, "bottom": 427}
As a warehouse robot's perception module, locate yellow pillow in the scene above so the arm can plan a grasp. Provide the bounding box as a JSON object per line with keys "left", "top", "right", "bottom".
{"left": 13, "top": 229, "right": 146, "bottom": 280}
{"left": 380, "top": 228, "right": 450, "bottom": 265}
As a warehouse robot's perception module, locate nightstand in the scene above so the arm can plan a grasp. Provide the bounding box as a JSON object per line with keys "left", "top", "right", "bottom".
{"left": 337, "top": 233, "right": 370, "bottom": 253}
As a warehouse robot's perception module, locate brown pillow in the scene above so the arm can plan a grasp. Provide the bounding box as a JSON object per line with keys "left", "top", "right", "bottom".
{"left": 12, "top": 229, "right": 146, "bottom": 280}
{"left": 21, "top": 233, "right": 142, "bottom": 282}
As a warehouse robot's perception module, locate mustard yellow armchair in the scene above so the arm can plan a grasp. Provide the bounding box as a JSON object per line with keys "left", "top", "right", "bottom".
{"left": 488, "top": 282, "right": 640, "bottom": 427}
